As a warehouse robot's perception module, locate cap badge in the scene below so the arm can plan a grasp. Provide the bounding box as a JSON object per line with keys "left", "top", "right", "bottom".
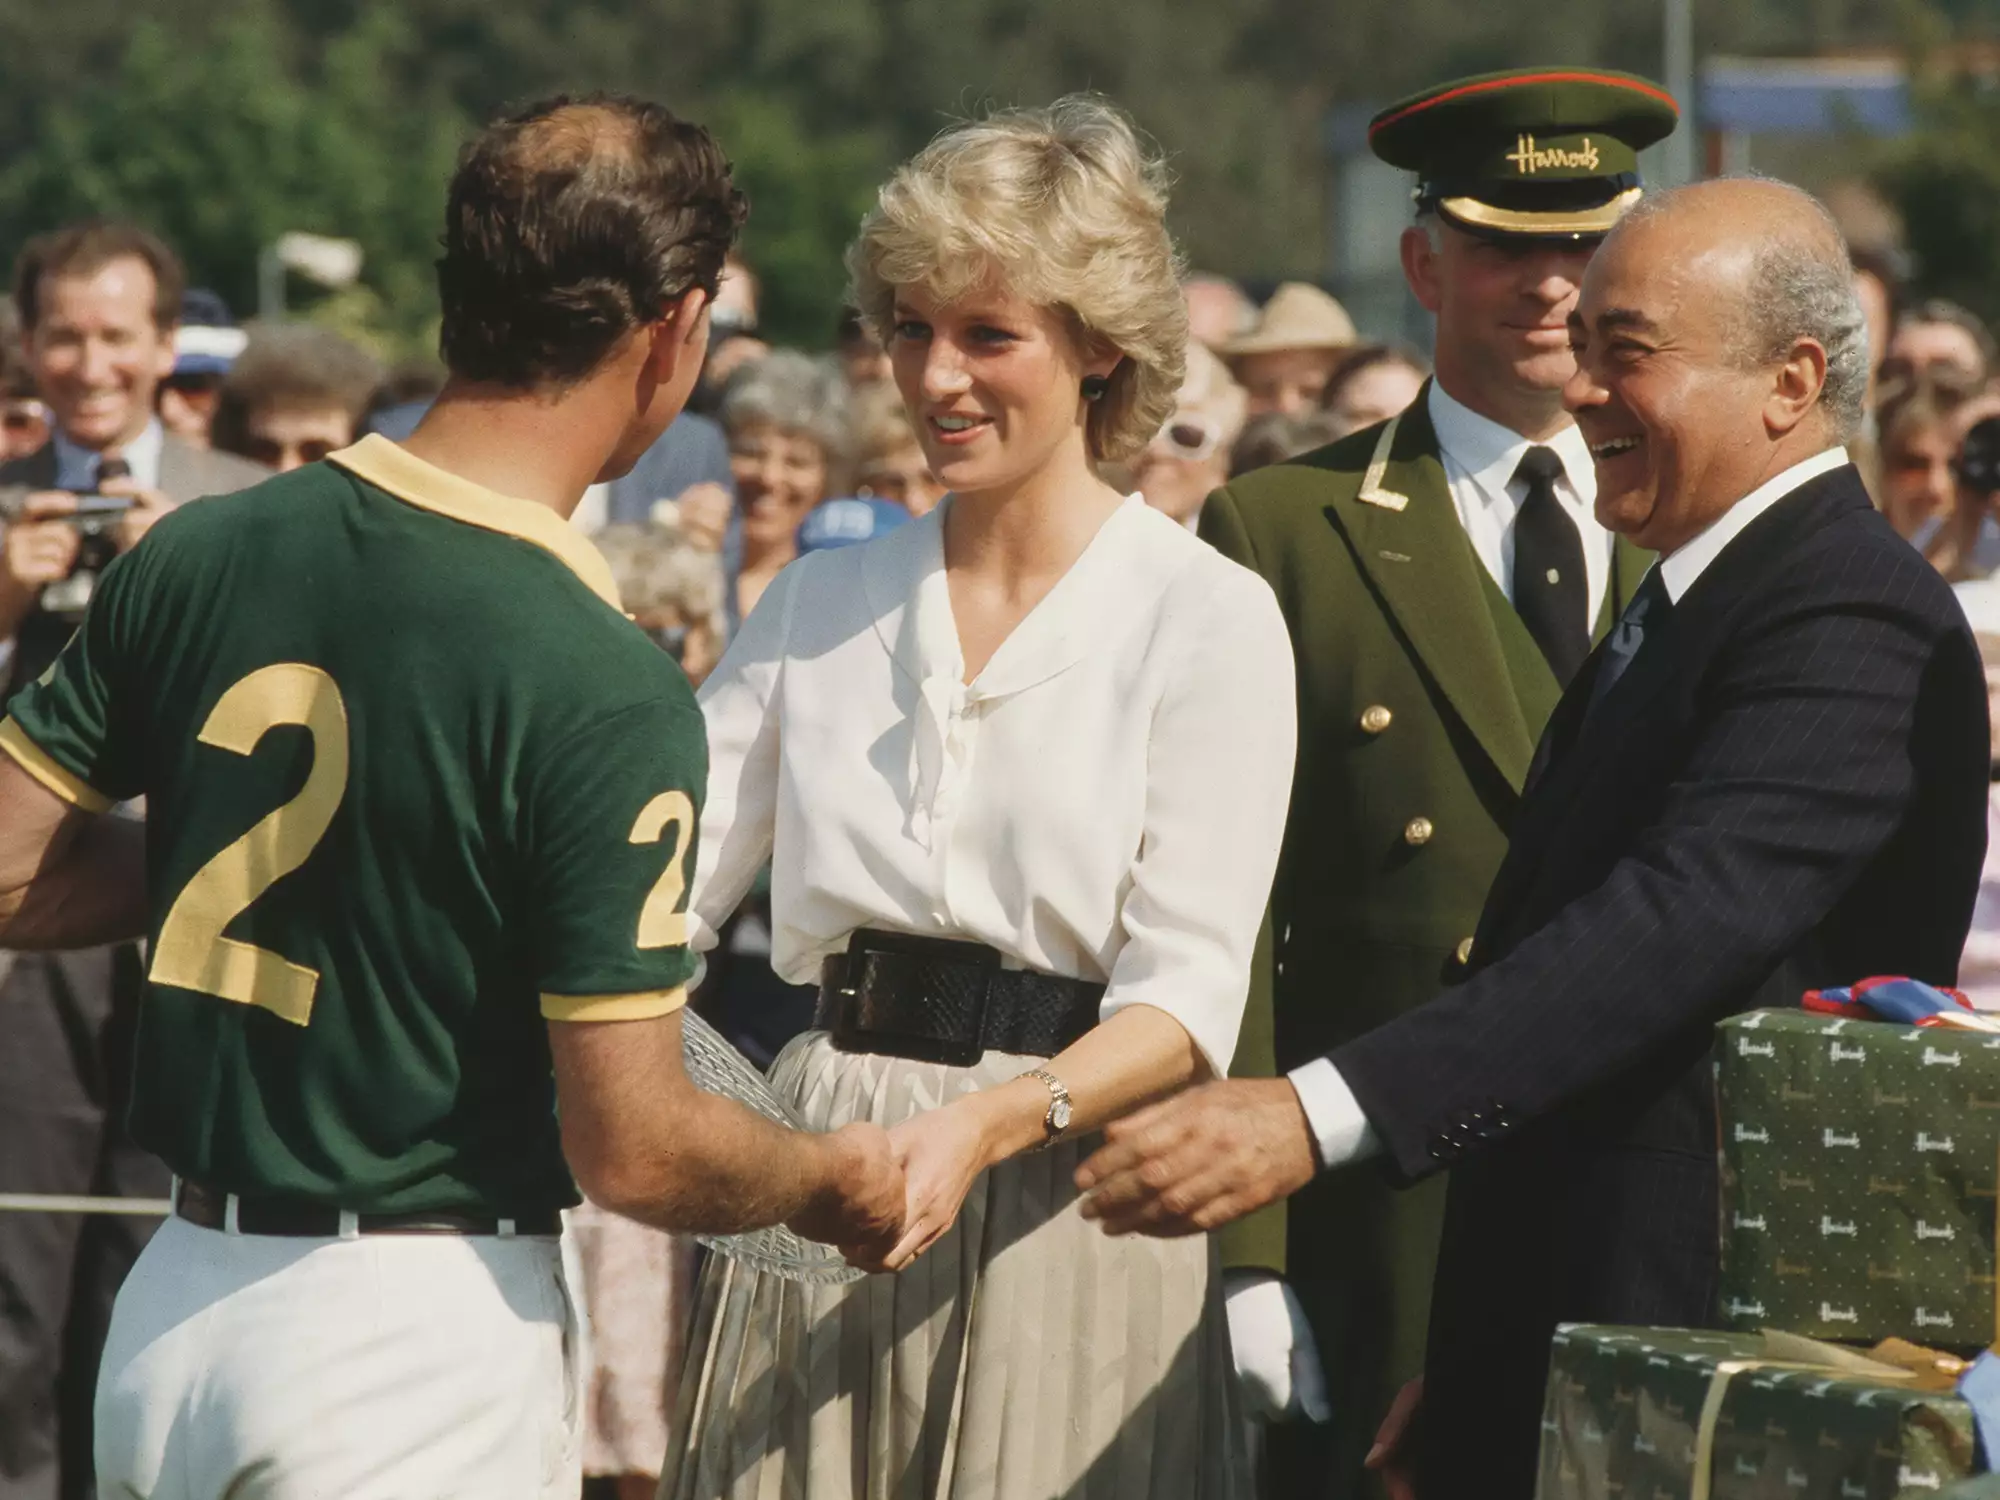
{"left": 1506, "top": 134, "right": 1601, "bottom": 175}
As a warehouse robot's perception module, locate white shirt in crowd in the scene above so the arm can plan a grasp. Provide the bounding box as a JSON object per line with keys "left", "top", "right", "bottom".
{"left": 688, "top": 492, "right": 1298, "bottom": 1077}
{"left": 1290, "top": 443, "right": 1853, "bottom": 1167}
{"left": 1430, "top": 381, "right": 1612, "bottom": 622}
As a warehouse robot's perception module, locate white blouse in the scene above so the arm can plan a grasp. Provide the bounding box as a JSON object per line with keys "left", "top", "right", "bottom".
{"left": 689, "top": 495, "right": 1297, "bottom": 1075}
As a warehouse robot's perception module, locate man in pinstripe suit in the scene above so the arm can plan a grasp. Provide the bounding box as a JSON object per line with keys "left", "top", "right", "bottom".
{"left": 1080, "top": 178, "right": 1990, "bottom": 1498}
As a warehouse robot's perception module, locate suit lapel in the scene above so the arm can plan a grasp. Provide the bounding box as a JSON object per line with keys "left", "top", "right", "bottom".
{"left": 1525, "top": 467, "right": 1869, "bottom": 802}
{"left": 1330, "top": 393, "right": 1539, "bottom": 792}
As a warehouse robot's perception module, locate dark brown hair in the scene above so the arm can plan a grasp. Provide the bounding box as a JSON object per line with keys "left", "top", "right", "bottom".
{"left": 437, "top": 93, "right": 746, "bottom": 389}
{"left": 12, "top": 220, "right": 184, "bottom": 331}
{"left": 210, "top": 324, "right": 385, "bottom": 458}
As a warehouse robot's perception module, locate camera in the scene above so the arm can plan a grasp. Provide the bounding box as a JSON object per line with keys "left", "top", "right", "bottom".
{"left": 61, "top": 494, "right": 133, "bottom": 575}
{"left": 0, "top": 486, "right": 134, "bottom": 618}
{"left": 1955, "top": 416, "right": 2000, "bottom": 497}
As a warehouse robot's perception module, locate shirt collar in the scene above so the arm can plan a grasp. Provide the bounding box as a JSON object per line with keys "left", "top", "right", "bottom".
{"left": 327, "top": 434, "right": 622, "bottom": 610}
{"left": 52, "top": 417, "right": 163, "bottom": 491}
{"left": 1427, "top": 381, "right": 1594, "bottom": 502}
{"left": 1656, "top": 446, "right": 1851, "bottom": 603}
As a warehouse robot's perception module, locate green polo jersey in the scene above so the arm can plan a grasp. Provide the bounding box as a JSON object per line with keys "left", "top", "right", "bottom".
{"left": 0, "top": 435, "right": 703, "bottom": 1215}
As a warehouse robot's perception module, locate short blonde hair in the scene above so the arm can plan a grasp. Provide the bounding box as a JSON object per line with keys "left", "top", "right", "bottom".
{"left": 846, "top": 94, "right": 1188, "bottom": 464}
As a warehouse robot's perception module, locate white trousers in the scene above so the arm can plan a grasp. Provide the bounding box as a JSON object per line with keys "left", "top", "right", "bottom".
{"left": 94, "top": 1213, "right": 582, "bottom": 1500}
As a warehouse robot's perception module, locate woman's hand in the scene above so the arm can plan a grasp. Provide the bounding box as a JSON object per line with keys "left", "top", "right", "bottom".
{"left": 880, "top": 1099, "right": 997, "bottom": 1271}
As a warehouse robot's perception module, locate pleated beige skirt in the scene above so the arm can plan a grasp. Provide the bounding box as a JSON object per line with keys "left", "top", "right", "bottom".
{"left": 660, "top": 1033, "right": 1250, "bottom": 1500}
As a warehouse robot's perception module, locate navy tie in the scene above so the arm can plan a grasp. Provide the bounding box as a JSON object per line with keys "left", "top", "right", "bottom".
{"left": 1587, "top": 565, "right": 1670, "bottom": 716}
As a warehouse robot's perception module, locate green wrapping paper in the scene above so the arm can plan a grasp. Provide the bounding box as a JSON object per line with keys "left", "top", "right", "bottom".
{"left": 1715, "top": 1009, "right": 2000, "bottom": 1348}
{"left": 1535, "top": 1325, "right": 1977, "bottom": 1500}
{"left": 1942, "top": 1477, "right": 2000, "bottom": 1497}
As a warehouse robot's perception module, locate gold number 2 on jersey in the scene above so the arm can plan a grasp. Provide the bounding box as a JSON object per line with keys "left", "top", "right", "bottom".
{"left": 150, "top": 664, "right": 350, "bottom": 1026}
{"left": 629, "top": 789, "right": 692, "bottom": 949}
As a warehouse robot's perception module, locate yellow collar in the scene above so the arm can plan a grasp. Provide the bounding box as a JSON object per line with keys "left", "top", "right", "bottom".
{"left": 327, "top": 434, "right": 621, "bottom": 610}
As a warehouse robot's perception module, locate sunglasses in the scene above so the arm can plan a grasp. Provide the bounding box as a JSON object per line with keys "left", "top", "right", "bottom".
{"left": 2, "top": 400, "right": 48, "bottom": 434}
{"left": 239, "top": 436, "right": 341, "bottom": 469}
{"left": 1152, "top": 416, "right": 1221, "bottom": 462}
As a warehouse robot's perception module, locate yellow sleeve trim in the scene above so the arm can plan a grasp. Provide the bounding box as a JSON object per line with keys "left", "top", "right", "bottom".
{"left": 0, "top": 719, "right": 113, "bottom": 814}
{"left": 541, "top": 985, "right": 689, "bottom": 1023}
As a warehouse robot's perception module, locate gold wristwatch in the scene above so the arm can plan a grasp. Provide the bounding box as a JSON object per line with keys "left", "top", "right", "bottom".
{"left": 1023, "top": 1068, "right": 1073, "bottom": 1146}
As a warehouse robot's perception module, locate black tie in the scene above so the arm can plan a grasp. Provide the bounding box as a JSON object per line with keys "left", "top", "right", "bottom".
{"left": 1587, "top": 565, "right": 1670, "bottom": 717}
{"left": 1511, "top": 445, "right": 1589, "bottom": 686}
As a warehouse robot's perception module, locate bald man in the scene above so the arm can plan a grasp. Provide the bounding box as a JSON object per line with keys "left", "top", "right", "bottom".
{"left": 1077, "top": 179, "right": 1990, "bottom": 1498}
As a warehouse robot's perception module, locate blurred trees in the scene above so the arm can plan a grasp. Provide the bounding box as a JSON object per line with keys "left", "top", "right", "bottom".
{"left": 1868, "top": 4, "right": 2000, "bottom": 329}
{"left": 0, "top": 0, "right": 1959, "bottom": 350}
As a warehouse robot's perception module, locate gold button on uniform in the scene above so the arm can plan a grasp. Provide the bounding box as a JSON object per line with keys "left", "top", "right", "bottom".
{"left": 1456, "top": 937, "right": 1475, "bottom": 965}
{"left": 1404, "top": 816, "right": 1434, "bottom": 846}
{"left": 1360, "top": 704, "right": 1393, "bottom": 734}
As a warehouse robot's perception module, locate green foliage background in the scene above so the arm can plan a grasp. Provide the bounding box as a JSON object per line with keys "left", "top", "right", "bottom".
{"left": 0, "top": 0, "right": 1988, "bottom": 353}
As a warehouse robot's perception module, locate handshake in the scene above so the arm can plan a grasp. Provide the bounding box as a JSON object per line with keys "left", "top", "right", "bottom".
{"left": 784, "top": 1103, "right": 1001, "bottom": 1275}
{"left": 781, "top": 1073, "right": 1329, "bottom": 1276}
{"left": 783, "top": 1121, "right": 910, "bottom": 1273}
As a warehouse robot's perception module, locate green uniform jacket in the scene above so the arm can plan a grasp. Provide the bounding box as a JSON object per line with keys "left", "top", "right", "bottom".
{"left": 1201, "top": 387, "right": 1650, "bottom": 1493}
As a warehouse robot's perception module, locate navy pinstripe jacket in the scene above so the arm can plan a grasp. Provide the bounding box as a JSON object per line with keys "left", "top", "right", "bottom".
{"left": 1333, "top": 463, "right": 1990, "bottom": 1499}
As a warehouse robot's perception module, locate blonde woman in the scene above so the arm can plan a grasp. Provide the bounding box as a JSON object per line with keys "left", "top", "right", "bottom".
{"left": 665, "top": 97, "right": 1296, "bottom": 1499}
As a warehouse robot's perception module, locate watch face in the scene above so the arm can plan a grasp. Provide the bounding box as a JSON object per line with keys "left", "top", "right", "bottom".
{"left": 1050, "top": 1097, "right": 1073, "bottom": 1133}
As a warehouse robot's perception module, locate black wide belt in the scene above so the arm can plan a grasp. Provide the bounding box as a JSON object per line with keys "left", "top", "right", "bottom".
{"left": 816, "top": 929, "right": 1104, "bottom": 1067}
{"left": 174, "top": 1181, "right": 562, "bottom": 1238}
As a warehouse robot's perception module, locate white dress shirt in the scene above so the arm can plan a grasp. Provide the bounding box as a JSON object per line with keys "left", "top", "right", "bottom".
{"left": 1429, "top": 382, "right": 1611, "bottom": 623}
{"left": 690, "top": 493, "right": 1298, "bottom": 1076}
{"left": 1289, "top": 443, "right": 1854, "bottom": 1168}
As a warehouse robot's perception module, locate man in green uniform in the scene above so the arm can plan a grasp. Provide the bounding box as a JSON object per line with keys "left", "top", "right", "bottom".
{"left": 1077, "top": 70, "right": 1678, "bottom": 1498}
{"left": 0, "top": 94, "right": 903, "bottom": 1500}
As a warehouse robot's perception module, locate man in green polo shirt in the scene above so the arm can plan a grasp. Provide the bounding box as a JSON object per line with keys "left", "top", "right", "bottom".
{"left": 0, "top": 94, "right": 903, "bottom": 1500}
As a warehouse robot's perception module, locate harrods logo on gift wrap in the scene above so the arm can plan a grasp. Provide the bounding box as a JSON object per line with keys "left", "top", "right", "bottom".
{"left": 1715, "top": 1010, "right": 2000, "bottom": 1345}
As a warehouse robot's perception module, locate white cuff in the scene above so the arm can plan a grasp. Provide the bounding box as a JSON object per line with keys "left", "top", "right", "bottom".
{"left": 1287, "top": 1057, "right": 1383, "bottom": 1169}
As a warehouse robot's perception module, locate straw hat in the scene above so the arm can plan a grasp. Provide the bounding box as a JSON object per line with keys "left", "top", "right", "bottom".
{"left": 1223, "top": 282, "right": 1358, "bottom": 359}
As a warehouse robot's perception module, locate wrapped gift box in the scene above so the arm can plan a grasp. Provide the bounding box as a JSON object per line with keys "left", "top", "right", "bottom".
{"left": 1536, "top": 1325, "right": 1976, "bottom": 1500}
{"left": 1715, "top": 1008, "right": 2000, "bottom": 1347}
